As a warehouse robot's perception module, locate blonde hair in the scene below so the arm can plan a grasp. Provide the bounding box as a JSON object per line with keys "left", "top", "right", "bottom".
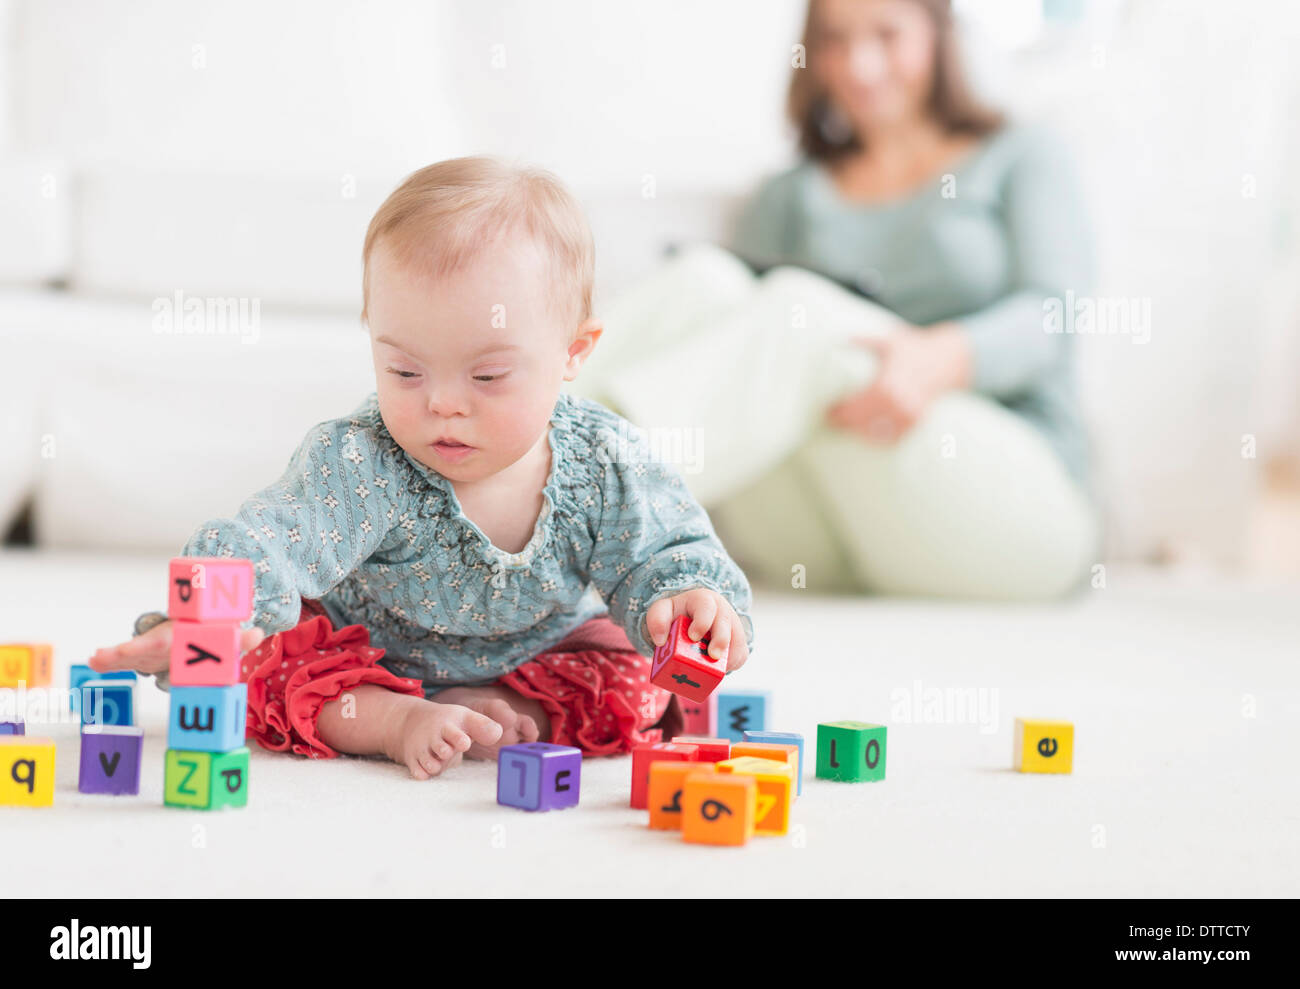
{"left": 361, "top": 156, "right": 595, "bottom": 337}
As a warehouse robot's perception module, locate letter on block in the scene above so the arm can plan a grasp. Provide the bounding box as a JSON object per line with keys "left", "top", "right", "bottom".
{"left": 630, "top": 741, "right": 699, "bottom": 809}
{"left": 80, "top": 680, "right": 135, "bottom": 727}
{"left": 496, "top": 742, "right": 583, "bottom": 811}
{"left": 650, "top": 614, "right": 726, "bottom": 702}
{"left": 671, "top": 735, "right": 730, "bottom": 762}
{"left": 168, "top": 557, "right": 254, "bottom": 623}
{"left": 647, "top": 760, "right": 718, "bottom": 830}
{"left": 164, "top": 747, "right": 249, "bottom": 809}
{"left": 69, "top": 667, "right": 135, "bottom": 713}
{"left": 716, "top": 689, "right": 769, "bottom": 742}
{"left": 0, "top": 643, "right": 52, "bottom": 687}
{"left": 0, "top": 720, "right": 24, "bottom": 736}
{"left": 679, "top": 692, "right": 717, "bottom": 736}
{"left": 1013, "top": 718, "right": 1073, "bottom": 774}
{"left": 816, "top": 721, "right": 887, "bottom": 782}
{"left": 730, "top": 741, "right": 800, "bottom": 797}
{"left": 168, "top": 684, "right": 247, "bottom": 752}
{"left": 744, "top": 730, "right": 805, "bottom": 795}
{"left": 0, "top": 736, "right": 55, "bottom": 806}
{"left": 717, "top": 756, "right": 793, "bottom": 835}
{"left": 79, "top": 726, "right": 144, "bottom": 795}
{"left": 681, "top": 770, "right": 756, "bottom": 846}
{"left": 169, "top": 621, "right": 242, "bottom": 686}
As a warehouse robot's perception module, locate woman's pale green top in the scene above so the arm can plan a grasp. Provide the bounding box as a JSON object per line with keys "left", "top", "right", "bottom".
{"left": 730, "top": 123, "right": 1093, "bottom": 483}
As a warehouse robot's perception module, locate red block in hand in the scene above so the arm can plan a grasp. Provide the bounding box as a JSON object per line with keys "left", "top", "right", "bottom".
{"left": 650, "top": 614, "right": 726, "bottom": 703}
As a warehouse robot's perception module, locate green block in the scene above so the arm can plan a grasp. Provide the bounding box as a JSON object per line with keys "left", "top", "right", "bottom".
{"left": 164, "top": 747, "right": 250, "bottom": 809}
{"left": 816, "top": 721, "right": 886, "bottom": 782}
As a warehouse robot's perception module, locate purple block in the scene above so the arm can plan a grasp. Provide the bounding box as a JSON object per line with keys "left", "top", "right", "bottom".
{"left": 0, "top": 720, "right": 24, "bottom": 736}
{"left": 79, "top": 725, "right": 144, "bottom": 795}
{"left": 496, "top": 742, "right": 582, "bottom": 811}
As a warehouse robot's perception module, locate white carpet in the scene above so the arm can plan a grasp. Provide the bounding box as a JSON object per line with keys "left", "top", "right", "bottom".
{"left": 2, "top": 548, "right": 1296, "bottom": 897}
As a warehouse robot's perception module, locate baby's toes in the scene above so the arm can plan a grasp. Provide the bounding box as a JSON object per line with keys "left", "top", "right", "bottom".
{"left": 517, "top": 713, "right": 540, "bottom": 744}
{"left": 482, "top": 698, "right": 522, "bottom": 741}
{"left": 462, "top": 709, "right": 505, "bottom": 748}
{"left": 442, "top": 725, "right": 473, "bottom": 754}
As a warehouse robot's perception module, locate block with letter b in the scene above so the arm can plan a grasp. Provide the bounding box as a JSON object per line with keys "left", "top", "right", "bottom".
{"left": 69, "top": 667, "right": 136, "bottom": 713}
{"left": 716, "top": 756, "right": 793, "bottom": 835}
{"left": 816, "top": 721, "right": 887, "bottom": 782}
{"left": 169, "top": 621, "right": 243, "bottom": 686}
{"left": 0, "top": 736, "right": 55, "bottom": 807}
{"left": 79, "top": 726, "right": 144, "bottom": 795}
{"left": 650, "top": 614, "right": 726, "bottom": 702}
{"left": 681, "top": 770, "right": 756, "bottom": 846}
{"left": 167, "top": 684, "right": 248, "bottom": 752}
{"left": 164, "top": 747, "right": 250, "bottom": 809}
{"left": 168, "top": 557, "right": 254, "bottom": 623}
{"left": 496, "top": 742, "right": 582, "bottom": 811}
{"left": 79, "top": 680, "right": 135, "bottom": 727}
{"left": 1013, "top": 718, "right": 1073, "bottom": 774}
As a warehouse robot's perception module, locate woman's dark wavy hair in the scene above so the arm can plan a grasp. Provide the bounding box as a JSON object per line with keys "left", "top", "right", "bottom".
{"left": 788, "top": 0, "right": 1004, "bottom": 162}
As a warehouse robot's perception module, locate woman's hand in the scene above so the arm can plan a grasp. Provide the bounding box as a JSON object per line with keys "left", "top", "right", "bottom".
{"left": 645, "top": 587, "right": 750, "bottom": 673}
{"left": 826, "top": 323, "right": 972, "bottom": 444}
{"left": 88, "top": 620, "right": 266, "bottom": 677}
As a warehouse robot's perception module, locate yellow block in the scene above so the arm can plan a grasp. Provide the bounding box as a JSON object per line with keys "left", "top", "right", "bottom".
{"left": 0, "top": 736, "right": 56, "bottom": 806}
{"left": 1013, "top": 718, "right": 1073, "bottom": 774}
{"left": 716, "top": 756, "right": 794, "bottom": 835}
{"left": 0, "top": 644, "right": 53, "bottom": 688}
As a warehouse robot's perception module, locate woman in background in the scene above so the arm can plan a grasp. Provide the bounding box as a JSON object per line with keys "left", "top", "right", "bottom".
{"left": 572, "top": 0, "right": 1097, "bottom": 599}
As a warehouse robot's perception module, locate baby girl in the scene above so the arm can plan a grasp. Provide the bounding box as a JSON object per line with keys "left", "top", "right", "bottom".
{"left": 88, "top": 156, "right": 755, "bottom": 779}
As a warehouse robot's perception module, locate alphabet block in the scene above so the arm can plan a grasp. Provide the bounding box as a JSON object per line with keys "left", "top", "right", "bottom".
{"left": 167, "top": 557, "right": 254, "bottom": 623}
{"left": 79, "top": 726, "right": 144, "bottom": 795}
{"left": 69, "top": 667, "right": 136, "bottom": 712}
{"left": 167, "top": 684, "right": 247, "bottom": 752}
{"left": 670, "top": 735, "right": 730, "bottom": 762}
{"left": 681, "top": 770, "right": 756, "bottom": 846}
{"left": 630, "top": 741, "right": 699, "bottom": 809}
{"left": 1013, "top": 718, "right": 1073, "bottom": 774}
{"left": 169, "top": 621, "right": 243, "bottom": 686}
{"left": 716, "top": 756, "right": 794, "bottom": 835}
{"left": 164, "top": 747, "right": 249, "bottom": 809}
{"left": 650, "top": 614, "right": 726, "bottom": 702}
{"left": 816, "top": 721, "right": 886, "bottom": 782}
{"left": 0, "top": 720, "right": 24, "bottom": 736}
{"left": 730, "top": 741, "right": 799, "bottom": 797}
{"left": 647, "top": 759, "right": 718, "bottom": 830}
{"left": 496, "top": 742, "right": 583, "bottom": 811}
{"left": 716, "top": 689, "right": 769, "bottom": 742}
{"left": 79, "top": 680, "right": 135, "bottom": 727}
{"left": 0, "top": 736, "right": 55, "bottom": 806}
{"left": 679, "top": 692, "right": 717, "bottom": 736}
{"left": 744, "top": 730, "right": 805, "bottom": 795}
{"left": 0, "top": 643, "right": 52, "bottom": 687}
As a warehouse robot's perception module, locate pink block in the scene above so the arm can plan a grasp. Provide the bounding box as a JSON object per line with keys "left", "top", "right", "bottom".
{"left": 679, "top": 692, "right": 718, "bottom": 736}
{"left": 168, "top": 557, "right": 253, "bottom": 622}
{"left": 169, "top": 621, "right": 243, "bottom": 686}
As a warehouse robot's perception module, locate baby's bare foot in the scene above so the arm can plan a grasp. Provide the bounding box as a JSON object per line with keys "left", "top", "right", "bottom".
{"left": 434, "top": 684, "right": 550, "bottom": 759}
{"left": 388, "top": 698, "right": 504, "bottom": 780}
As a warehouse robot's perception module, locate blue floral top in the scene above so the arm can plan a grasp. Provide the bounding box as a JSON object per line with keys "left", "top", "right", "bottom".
{"left": 164, "top": 390, "right": 755, "bottom": 693}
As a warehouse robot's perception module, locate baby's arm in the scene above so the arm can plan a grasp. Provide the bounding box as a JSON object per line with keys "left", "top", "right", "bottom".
{"left": 583, "top": 417, "right": 756, "bottom": 666}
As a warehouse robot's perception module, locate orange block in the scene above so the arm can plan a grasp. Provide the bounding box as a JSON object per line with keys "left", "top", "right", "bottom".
{"left": 716, "top": 756, "right": 793, "bottom": 836}
{"left": 681, "top": 770, "right": 756, "bottom": 846}
{"left": 0, "top": 644, "right": 53, "bottom": 688}
{"left": 731, "top": 741, "right": 799, "bottom": 791}
{"left": 647, "top": 760, "right": 717, "bottom": 830}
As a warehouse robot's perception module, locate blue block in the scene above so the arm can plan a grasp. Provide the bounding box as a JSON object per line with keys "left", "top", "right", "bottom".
{"left": 0, "top": 720, "right": 24, "bottom": 736}
{"left": 496, "top": 742, "right": 582, "bottom": 811}
{"left": 744, "top": 729, "right": 805, "bottom": 795}
{"left": 716, "top": 689, "right": 769, "bottom": 743}
{"left": 80, "top": 680, "right": 135, "bottom": 727}
{"left": 168, "top": 683, "right": 247, "bottom": 752}
{"left": 70, "top": 666, "right": 138, "bottom": 712}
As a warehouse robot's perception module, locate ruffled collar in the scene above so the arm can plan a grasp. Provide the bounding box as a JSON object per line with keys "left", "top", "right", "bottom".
{"left": 368, "top": 391, "right": 580, "bottom": 582}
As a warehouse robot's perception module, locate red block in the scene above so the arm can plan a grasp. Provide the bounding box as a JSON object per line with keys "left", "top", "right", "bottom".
{"left": 168, "top": 557, "right": 253, "bottom": 623}
{"left": 630, "top": 741, "right": 699, "bottom": 809}
{"left": 671, "top": 735, "right": 730, "bottom": 762}
{"left": 650, "top": 614, "right": 726, "bottom": 702}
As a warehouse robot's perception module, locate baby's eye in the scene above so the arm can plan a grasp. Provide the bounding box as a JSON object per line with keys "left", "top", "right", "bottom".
{"left": 386, "top": 367, "right": 419, "bottom": 379}
{"left": 473, "top": 372, "right": 506, "bottom": 383}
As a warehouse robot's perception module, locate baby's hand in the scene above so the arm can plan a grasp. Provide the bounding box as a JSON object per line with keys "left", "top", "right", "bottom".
{"left": 88, "top": 620, "right": 266, "bottom": 677}
{"left": 645, "top": 587, "right": 750, "bottom": 673}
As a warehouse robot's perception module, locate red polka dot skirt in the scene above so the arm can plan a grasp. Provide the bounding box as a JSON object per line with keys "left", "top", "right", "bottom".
{"left": 241, "top": 599, "right": 682, "bottom": 759}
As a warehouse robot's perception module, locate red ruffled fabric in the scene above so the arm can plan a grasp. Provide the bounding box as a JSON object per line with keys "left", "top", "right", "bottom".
{"left": 242, "top": 600, "right": 681, "bottom": 759}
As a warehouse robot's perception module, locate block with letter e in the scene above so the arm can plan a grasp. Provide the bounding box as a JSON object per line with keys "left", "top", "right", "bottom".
{"left": 1013, "top": 718, "right": 1073, "bottom": 774}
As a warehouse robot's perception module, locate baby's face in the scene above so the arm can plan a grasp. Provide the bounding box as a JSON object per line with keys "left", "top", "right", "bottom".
{"left": 366, "top": 235, "right": 590, "bottom": 485}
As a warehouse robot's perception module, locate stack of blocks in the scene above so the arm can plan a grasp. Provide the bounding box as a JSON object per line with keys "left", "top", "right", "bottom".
{"left": 163, "top": 557, "right": 252, "bottom": 810}
{"left": 0, "top": 643, "right": 55, "bottom": 806}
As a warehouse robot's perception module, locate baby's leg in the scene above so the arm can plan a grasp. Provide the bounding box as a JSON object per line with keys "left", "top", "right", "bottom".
{"left": 432, "top": 684, "right": 551, "bottom": 757}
